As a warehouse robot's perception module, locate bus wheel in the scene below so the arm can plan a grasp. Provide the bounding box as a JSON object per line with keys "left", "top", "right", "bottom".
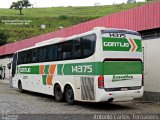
{"left": 65, "top": 86, "right": 74, "bottom": 105}
{"left": 54, "top": 84, "right": 63, "bottom": 102}
{"left": 18, "top": 81, "right": 23, "bottom": 92}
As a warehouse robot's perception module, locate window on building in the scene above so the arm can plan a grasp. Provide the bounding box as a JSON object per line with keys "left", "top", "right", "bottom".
{"left": 140, "top": 28, "right": 160, "bottom": 40}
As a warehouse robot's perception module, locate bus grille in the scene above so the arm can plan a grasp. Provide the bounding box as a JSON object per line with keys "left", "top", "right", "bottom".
{"left": 80, "top": 77, "right": 95, "bottom": 100}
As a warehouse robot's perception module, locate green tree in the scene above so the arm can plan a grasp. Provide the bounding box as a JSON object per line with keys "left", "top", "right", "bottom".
{"left": 23, "top": 0, "right": 32, "bottom": 8}
{"left": 0, "top": 31, "right": 9, "bottom": 46}
{"left": 127, "top": 0, "right": 136, "bottom": 4}
{"left": 10, "top": 0, "right": 32, "bottom": 15}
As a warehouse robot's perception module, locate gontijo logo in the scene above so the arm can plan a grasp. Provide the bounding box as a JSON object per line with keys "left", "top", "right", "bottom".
{"left": 103, "top": 42, "right": 129, "bottom": 48}
{"left": 19, "top": 68, "right": 31, "bottom": 73}
{"left": 102, "top": 37, "right": 142, "bottom": 52}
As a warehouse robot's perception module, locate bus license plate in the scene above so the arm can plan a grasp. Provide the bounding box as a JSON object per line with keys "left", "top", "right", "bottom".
{"left": 121, "top": 88, "right": 128, "bottom": 91}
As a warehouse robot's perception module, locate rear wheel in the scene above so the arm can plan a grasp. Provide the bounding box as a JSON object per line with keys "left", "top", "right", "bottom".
{"left": 65, "top": 86, "right": 74, "bottom": 105}
{"left": 54, "top": 84, "right": 63, "bottom": 102}
{"left": 18, "top": 81, "right": 23, "bottom": 92}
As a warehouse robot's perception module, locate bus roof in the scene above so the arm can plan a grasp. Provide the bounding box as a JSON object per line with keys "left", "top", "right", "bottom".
{"left": 16, "top": 27, "right": 139, "bottom": 53}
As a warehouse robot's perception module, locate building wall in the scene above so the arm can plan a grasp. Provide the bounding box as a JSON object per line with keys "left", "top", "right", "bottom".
{"left": 142, "top": 38, "right": 160, "bottom": 101}
{"left": 0, "top": 56, "right": 12, "bottom": 80}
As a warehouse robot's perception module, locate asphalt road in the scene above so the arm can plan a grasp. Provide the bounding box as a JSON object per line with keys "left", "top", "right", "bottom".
{"left": 0, "top": 82, "right": 160, "bottom": 120}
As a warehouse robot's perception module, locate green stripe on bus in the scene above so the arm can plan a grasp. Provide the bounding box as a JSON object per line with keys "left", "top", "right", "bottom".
{"left": 18, "top": 66, "right": 39, "bottom": 74}
{"left": 42, "top": 75, "right": 47, "bottom": 85}
{"left": 134, "top": 39, "right": 142, "bottom": 52}
{"left": 95, "top": 62, "right": 103, "bottom": 75}
{"left": 17, "top": 61, "right": 143, "bottom": 75}
{"left": 44, "top": 65, "right": 49, "bottom": 74}
{"left": 57, "top": 62, "right": 104, "bottom": 75}
{"left": 57, "top": 62, "right": 96, "bottom": 75}
{"left": 103, "top": 61, "right": 143, "bottom": 75}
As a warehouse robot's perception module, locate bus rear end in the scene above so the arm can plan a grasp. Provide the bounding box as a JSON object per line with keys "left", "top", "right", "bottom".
{"left": 95, "top": 29, "right": 143, "bottom": 102}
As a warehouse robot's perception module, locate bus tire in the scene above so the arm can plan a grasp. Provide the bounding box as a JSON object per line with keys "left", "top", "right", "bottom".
{"left": 18, "top": 80, "right": 23, "bottom": 92}
{"left": 65, "top": 85, "right": 74, "bottom": 105}
{"left": 54, "top": 84, "right": 63, "bottom": 102}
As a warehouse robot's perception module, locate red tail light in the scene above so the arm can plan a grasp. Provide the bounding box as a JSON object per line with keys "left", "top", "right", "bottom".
{"left": 98, "top": 75, "right": 104, "bottom": 89}
{"left": 142, "top": 74, "right": 144, "bottom": 86}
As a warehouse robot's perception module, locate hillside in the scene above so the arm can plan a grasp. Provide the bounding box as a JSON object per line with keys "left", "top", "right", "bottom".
{"left": 0, "top": 2, "right": 146, "bottom": 44}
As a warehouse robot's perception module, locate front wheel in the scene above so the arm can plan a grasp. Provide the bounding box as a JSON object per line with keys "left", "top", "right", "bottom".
{"left": 65, "top": 86, "right": 74, "bottom": 105}
{"left": 18, "top": 81, "right": 23, "bottom": 92}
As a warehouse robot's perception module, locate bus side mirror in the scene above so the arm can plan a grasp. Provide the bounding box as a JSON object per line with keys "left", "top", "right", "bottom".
{"left": 7, "top": 63, "right": 11, "bottom": 69}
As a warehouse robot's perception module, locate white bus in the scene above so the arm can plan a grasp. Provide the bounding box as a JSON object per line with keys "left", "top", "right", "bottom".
{"left": 11, "top": 27, "right": 144, "bottom": 104}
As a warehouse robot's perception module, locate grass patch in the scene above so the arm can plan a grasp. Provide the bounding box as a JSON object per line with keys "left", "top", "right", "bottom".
{"left": 0, "top": 2, "right": 147, "bottom": 43}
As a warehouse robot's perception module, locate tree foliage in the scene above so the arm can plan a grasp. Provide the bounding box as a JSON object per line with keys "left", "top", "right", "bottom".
{"left": 10, "top": 0, "right": 32, "bottom": 15}
{"left": 127, "top": 0, "right": 136, "bottom": 4}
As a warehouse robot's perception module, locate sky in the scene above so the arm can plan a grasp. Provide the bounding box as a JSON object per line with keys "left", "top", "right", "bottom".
{"left": 0, "top": 0, "right": 145, "bottom": 8}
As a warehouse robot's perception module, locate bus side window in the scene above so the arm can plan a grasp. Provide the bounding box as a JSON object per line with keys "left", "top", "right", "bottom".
{"left": 46, "top": 46, "right": 50, "bottom": 62}
{"left": 38, "top": 47, "right": 46, "bottom": 62}
{"left": 26, "top": 50, "right": 32, "bottom": 63}
{"left": 73, "top": 39, "right": 82, "bottom": 59}
{"left": 46, "top": 45, "right": 57, "bottom": 62}
{"left": 17, "top": 52, "right": 22, "bottom": 65}
{"left": 12, "top": 53, "right": 18, "bottom": 77}
{"left": 82, "top": 34, "right": 96, "bottom": 57}
{"left": 32, "top": 49, "right": 37, "bottom": 63}
{"left": 23, "top": 51, "right": 27, "bottom": 64}
{"left": 52, "top": 45, "right": 58, "bottom": 61}
{"left": 57, "top": 44, "right": 62, "bottom": 60}
{"left": 62, "top": 41, "right": 73, "bottom": 60}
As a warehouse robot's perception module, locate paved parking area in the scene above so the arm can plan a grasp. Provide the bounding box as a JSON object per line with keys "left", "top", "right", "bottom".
{"left": 0, "top": 80, "right": 160, "bottom": 120}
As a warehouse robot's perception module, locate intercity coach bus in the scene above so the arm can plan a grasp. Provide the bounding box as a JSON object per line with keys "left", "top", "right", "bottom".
{"left": 11, "top": 27, "right": 144, "bottom": 104}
